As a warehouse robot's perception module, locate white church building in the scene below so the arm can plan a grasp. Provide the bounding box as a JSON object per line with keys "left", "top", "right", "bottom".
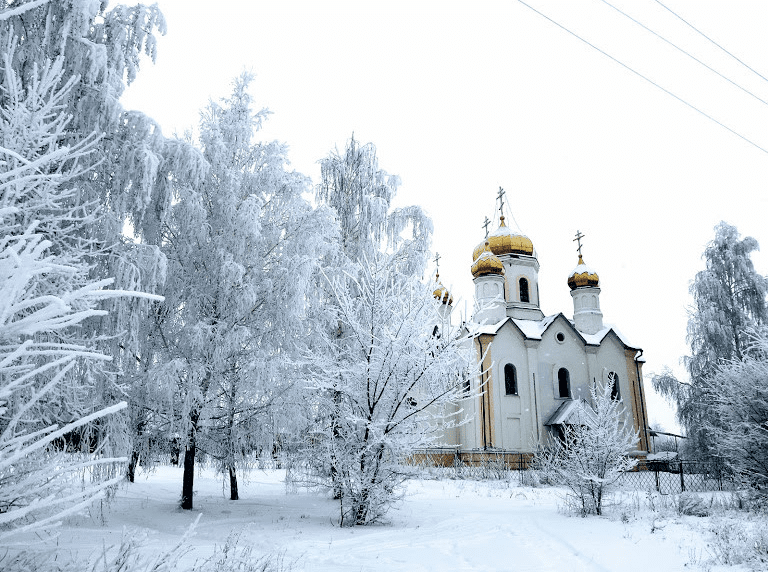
{"left": 433, "top": 207, "right": 652, "bottom": 456}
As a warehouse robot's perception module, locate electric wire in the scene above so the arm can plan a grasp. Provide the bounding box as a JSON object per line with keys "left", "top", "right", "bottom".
{"left": 516, "top": 0, "right": 768, "bottom": 156}
{"left": 599, "top": 0, "right": 768, "bottom": 108}
{"left": 652, "top": 0, "right": 768, "bottom": 86}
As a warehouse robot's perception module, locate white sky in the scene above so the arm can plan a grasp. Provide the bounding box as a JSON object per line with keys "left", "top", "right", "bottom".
{"left": 121, "top": 0, "right": 768, "bottom": 432}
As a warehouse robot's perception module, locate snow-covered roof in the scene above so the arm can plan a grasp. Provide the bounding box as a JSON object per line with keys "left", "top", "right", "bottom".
{"left": 647, "top": 451, "right": 678, "bottom": 461}
{"left": 511, "top": 314, "right": 558, "bottom": 340}
{"left": 470, "top": 314, "right": 641, "bottom": 351}
{"left": 576, "top": 323, "right": 639, "bottom": 350}
{"left": 476, "top": 317, "right": 510, "bottom": 335}
{"left": 544, "top": 399, "right": 597, "bottom": 426}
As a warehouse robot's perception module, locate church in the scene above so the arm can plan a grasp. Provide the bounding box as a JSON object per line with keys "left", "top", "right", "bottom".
{"left": 433, "top": 196, "right": 652, "bottom": 456}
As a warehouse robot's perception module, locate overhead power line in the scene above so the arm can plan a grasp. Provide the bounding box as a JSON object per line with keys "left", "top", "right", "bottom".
{"left": 599, "top": 0, "right": 768, "bottom": 108}
{"left": 516, "top": 0, "right": 768, "bottom": 156}
{"left": 653, "top": 0, "right": 768, "bottom": 86}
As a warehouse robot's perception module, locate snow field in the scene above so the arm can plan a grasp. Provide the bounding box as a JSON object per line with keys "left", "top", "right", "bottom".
{"left": 6, "top": 465, "right": 763, "bottom": 571}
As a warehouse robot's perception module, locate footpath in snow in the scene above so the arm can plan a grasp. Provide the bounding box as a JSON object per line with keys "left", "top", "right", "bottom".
{"left": 3, "top": 465, "right": 753, "bottom": 571}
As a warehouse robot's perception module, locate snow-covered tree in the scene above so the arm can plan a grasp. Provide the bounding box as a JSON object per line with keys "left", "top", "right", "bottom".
{"left": 302, "top": 253, "right": 478, "bottom": 525}
{"left": 1, "top": 0, "right": 205, "bottom": 474}
{"left": 653, "top": 222, "right": 768, "bottom": 457}
{"left": 0, "top": 54, "right": 160, "bottom": 537}
{"left": 304, "top": 136, "right": 435, "bottom": 504}
{"left": 704, "top": 332, "right": 768, "bottom": 489}
{"left": 150, "top": 74, "right": 331, "bottom": 508}
{"left": 535, "top": 377, "right": 638, "bottom": 516}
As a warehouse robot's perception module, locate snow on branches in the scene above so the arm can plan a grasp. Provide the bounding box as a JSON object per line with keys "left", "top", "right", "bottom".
{"left": 0, "top": 46, "right": 159, "bottom": 538}
{"left": 535, "top": 377, "right": 638, "bottom": 516}
{"left": 300, "top": 254, "right": 478, "bottom": 526}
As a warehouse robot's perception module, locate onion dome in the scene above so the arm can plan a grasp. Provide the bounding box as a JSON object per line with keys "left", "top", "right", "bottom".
{"left": 471, "top": 241, "right": 505, "bottom": 278}
{"left": 567, "top": 255, "right": 600, "bottom": 290}
{"left": 472, "top": 216, "right": 534, "bottom": 261}
{"left": 432, "top": 273, "right": 453, "bottom": 305}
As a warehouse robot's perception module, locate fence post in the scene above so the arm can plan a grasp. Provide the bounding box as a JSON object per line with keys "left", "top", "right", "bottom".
{"left": 679, "top": 460, "right": 685, "bottom": 493}
{"left": 655, "top": 464, "right": 660, "bottom": 493}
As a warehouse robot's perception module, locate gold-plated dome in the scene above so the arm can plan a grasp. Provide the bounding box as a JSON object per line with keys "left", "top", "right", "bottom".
{"left": 471, "top": 241, "right": 505, "bottom": 278}
{"left": 567, "top": 255, "right": 600, "bottom": 290}
{"left": 432, "top": 273, "right": 453, "bottom": 305}
{"left": 472, "top": 216, "right": 534, "bottom": 261}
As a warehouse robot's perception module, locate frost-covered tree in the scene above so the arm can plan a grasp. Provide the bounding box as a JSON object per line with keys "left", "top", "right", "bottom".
{"left": 0, "top": 55, "right": 160, "bottom": 537}
{"left": 705, "top": 333, "right": 768, "bottom": 489}
{"left": 302, "top": 253, "right": 478, "bottom": 525}
{"left": 317, "top": 135, "right": 432, "bottom": 274}
{"left": 1, "top": 0, "right": 205, "bottom": 471}
{"left": 151, "top": 74, "right": 331, "bottom": 508}
{"left": 535, "top": 377, "right": 638, "bottom": 516}
{"left": 653, "top": 222, "right": 768, "bottom": 457}
{"left": 305, "top": 136, "right": 434, "bottom": 502}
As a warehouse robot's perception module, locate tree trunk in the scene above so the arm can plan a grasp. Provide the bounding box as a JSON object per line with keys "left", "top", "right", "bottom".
{"left": 181, "top": 441, "right": 196, "bottom": 510}
{"left": 229, "top": 465, "right": 239, "bottom": 501}
{"left": 126, "top": 449, "right": 140, "bottom": 483}
{"left": 181, "top": 410, "right": 199, "bottom": 510}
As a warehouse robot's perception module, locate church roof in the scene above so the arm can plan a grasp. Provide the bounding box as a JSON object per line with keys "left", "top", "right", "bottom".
{"left": 473, "top": 314, "right": 641, "bottom": 351}
{"left": 544, "top": 398, "right": 598, "bottom": 426}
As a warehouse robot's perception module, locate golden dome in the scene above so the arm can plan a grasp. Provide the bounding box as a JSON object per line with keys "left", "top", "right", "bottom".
{"left": 471, "top": 241, "right": 505, "bottom": 278}
{"left": 472, "top": 216, "right": 534, "bottom": 261}
{"left": 432, "top": 273, "right": 453, "bottom": 305}
{"left": 567, "top": 255, "right": 600, "bottom": 290}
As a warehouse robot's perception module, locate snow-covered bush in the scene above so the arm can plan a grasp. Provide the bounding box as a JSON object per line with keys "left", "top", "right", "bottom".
{"left": 709, "top": 518, "right": 768, "bottom": 568}
{"left": 676, "top": 492, "right": 710, "bottom": 517}
{"left": 702, "top": 332, "right": 768, "bottom": 491}
{"left": 535, "top": 377, "right": 638, "bottom": 516}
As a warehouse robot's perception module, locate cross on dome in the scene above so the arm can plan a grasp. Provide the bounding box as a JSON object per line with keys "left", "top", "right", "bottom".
{"left": 482, "top": 217, "right": 491, "bottom": 238}
{"left": 573, "top": 230, "right": 586, "bottom": 258}
{"left": 496, "top": 186, "right": 506, "bottom": 218}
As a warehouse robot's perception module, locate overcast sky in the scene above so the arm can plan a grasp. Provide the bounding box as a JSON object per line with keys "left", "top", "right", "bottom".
{"left": 122, "top": 0, "right": 768, "bottom": 431}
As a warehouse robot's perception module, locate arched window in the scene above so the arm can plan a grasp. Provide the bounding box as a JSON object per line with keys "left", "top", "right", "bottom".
{"left": 608, "top": 371, "right": 620, "bottom": 400}
{"left": 519, "top": 278, "right": 530, "bottom": 303}
{"left": 558, "top": 368, "right": 571, "bottom": 398}
{"left": 504, "top": 364, "right": 518, "bottom": 395}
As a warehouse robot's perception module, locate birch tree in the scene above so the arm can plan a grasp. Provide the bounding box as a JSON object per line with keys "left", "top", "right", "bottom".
{"left": 653, "top": 222, "right": 768, "bottom": 457}
{"left": 1, "top": 0, "right": 205, "bottom": 472}
{"left": 0, "top": 54, "right": 160, "bottom": 538}
{"left": 152, "top": 74, "right": 331, "bottom": 508}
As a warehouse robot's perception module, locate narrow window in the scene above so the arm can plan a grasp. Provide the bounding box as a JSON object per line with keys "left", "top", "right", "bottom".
{"left": 504, "top": 364, "right": 518, "bottom": 395}
{"left": 609, "top": 371, "right": 620, "bottom": 400}
{"left": 558, "top": 368, "right": 571, "bottom": 398}
{"left": 519, "top": 278, "right": 530, "bottom": 303}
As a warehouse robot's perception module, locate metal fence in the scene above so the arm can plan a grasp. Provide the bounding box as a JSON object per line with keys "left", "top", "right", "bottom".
{"left": 410, "top": 448, "right": 737, "bottom": 494}
{"left": 618, "top": 460, "right": 736, "bottom": 494}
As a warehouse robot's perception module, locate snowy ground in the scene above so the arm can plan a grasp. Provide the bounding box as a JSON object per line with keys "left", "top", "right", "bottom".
{"left": 4, "top": 465, "right": 764, "bottom": 571}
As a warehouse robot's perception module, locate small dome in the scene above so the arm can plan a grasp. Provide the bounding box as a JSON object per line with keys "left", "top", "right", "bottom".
{"left": 472, "top": 216, "right": 534, "bottom": 261}
{"left": 432, "top": 273, "right": 453, "bottom": 305}
{"left": 567, "top": 255, "right": 600, "bottom": 290}
{"left": 471, "top": 241, "right": 505, "bottom": 278}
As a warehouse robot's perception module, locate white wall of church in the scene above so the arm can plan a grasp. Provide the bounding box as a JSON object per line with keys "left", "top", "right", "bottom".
{"left": 488, "top": 325, "right": 530, "bottom": 450}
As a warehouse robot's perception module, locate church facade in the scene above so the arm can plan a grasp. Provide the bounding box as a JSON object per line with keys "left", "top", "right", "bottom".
{"left": 434, "top": 214, "right": 652, "bottom": 456}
